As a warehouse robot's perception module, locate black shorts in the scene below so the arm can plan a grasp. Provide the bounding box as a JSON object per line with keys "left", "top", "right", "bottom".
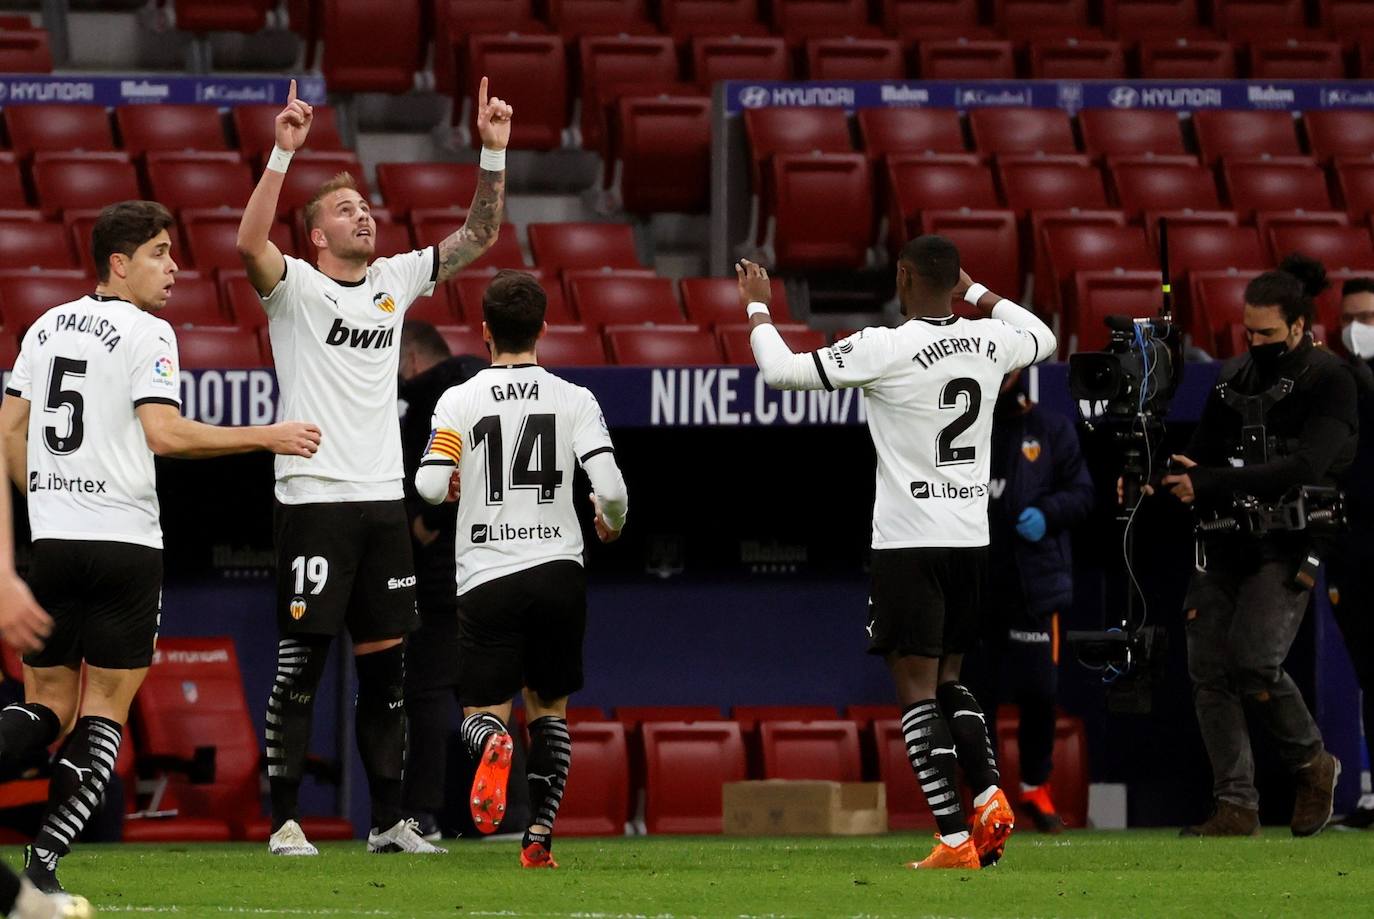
{"left": 25, "top": 539, "right": 162, "bottom": 670}
{"left": 274, "top": 500, "right": 418, "bottom": 641}
{"left": 866, "top": 546, "right": 988, "bottom": 659}
{"left": 456, "top": 560, "right": 586, "bottom": 708}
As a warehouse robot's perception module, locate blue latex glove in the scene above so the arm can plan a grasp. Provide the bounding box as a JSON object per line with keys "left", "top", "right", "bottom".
{"left": 1016, "top": 507, "right": 1047, "bottom": 543}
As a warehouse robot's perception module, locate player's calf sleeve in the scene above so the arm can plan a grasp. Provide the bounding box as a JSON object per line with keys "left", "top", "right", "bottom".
{"left": 525, "top": 716, "right": 571, "bottom": 842}
{"left": 354, "top": 644, "right": 406, "bottom": 831}
{"left": 32, "top": 715, "right": 121, "bottom": 860}
{"left": 937, "top": 681, "right": 1001, "bottom": 798}
{"left": 0, "top": 703, "right": 60, "bottom": 765}
{"left": 460, "top": 711, "right": 507, "bottom": 760}
{"left": 266, "top": 636, "right": 331, "bottom": 828}
{"left": 901, "top": 700, "right": 967, "bottom": 839}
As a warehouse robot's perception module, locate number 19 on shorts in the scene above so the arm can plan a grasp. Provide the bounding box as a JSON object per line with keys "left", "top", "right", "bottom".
{"left": 291, "top": 555, "right": 329, "bottom": 596}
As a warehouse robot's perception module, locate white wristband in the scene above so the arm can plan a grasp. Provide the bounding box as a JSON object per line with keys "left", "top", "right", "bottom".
{"left": 963, "top": 282, "right": 989, "bottom": 306}
{"left": 480, "top": 147, "right": 506, "bottom": 172}
{"left": 267, "top": 145, "right": 294, "bottom": 174}
{"left": 746, "top": 302, "right": 770, "bottom": 319}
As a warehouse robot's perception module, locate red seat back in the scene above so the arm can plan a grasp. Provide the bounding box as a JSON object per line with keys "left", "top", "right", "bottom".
{"left": 805, "top": 38, "right": 903, "bottom": 80}
{"left": 164, "top": 272, "right": 231, "bottom": 328}
{"left": 322, "top": 0, "right": 422, "bottom": 93}
{"left": 758, "top": 720, "right": 861, "bottom": 781}
{"left": 1079, "top": 110, "right": 1186, "bottom": 158}
{"left": 772, "top": 154, "right": 872, "bottom": 270}
{"left": 0, "top": 153, "right": 25, "bottom": 209}
{"left": 0, "top": 29, "right": 52, "bottom": 72}
{"left": 691, "top": 36, "right": 789, "bottom": 85}
{"left": 570, "top": 275, "right": 682, "bottom": 327}
{"left": 1139, "top": 39, "right": 1236, "bottom": 78}
{"left": 682, "top": 276, "right": 790, "bottom": 325}
{"left": 33, "top": 153, "right": 141, "bottom": 217}
{"left": 538, "top": 326, "right": 609, "bottom": 366}
{"left": 1071, "top": 270, "right": 1167, "bottom": 353}
{"left": 148, "top": 153, "right": 254, "bottom": 212}
{"left": 556, "top": 722, "right": 630, "bottom": 835}
{"left": 1222, "top": 156, "right": 1332, "bottom": 218}
{"left": 606, "top": 325, "right": 723, "bottom": 365}
{"left": 919, "top": 209, "right": 1021, "bottom": 304}
{"left": 615, "top": 705, "right": 725, "bottom": 725}
{"left": 919, "top": 40, "right": 1015, "bottom": 79}
{"left": 858, "top": 109, "right": 966, "bottom": 160}
{"left": 970, "top": 108, "right": 1076, "bottom": 156}
{"left": 1249, "top": 40, "right": 1344, "bottom": 79}
{"left": 717, "top": 323, "right": 824, "bottom": 363}
{"left": 176, "top": 328, "right": 264, "bottom": 369}
{"left": 1306, "top": 113, "right": 1374, "bottom": 164}
{"left": 466, "top": 35, "right": 568, "bottom": 152}
{"left": 1109, "top": 155, "right": 1219, "bottom": 217}
{"left": 116, "top": 105, "right": 229, "bottom": 155}
{"left": 183, "top": 211, "right": 294, "bottom": 272}
{"left": 872, "top": 719, "right": 936, "bottom": 830}
{"left": 1045, "top": 224, "right": 1156, "bottom": 309}
{"left": 886, "top": 155, "right": 998, "bottom": 251}
{"left": 174, "top": 0, "right": 271, "bottom": 32}
{"left": 578, "top": 35, "right": 681, "bottom": 153}
{"left": 275, "top": 152, "right": 368, "bottom": 216}
{"left": 448, "top": 268, "right": 571, "bottom": 324}
{"left": 375, "top": 163, "right": 479, "bottom": 219}
{"left": 529, "top": 222, "right": 642, "bottom": 272}
{"left": 642, "top": 721, "right": 746, "bottom": 833}
{"left": 732, "top": 705, "right": 839, "bottom": 731}
{"left": 0, "top": 270, "right": 90, "bottom": 334}
{"left": 997, "top": 155, "right": 1108, "bottom": 215}
{"left": 4, "top": 105, "right": 113, "bottom": 158}
{"left": 232, "top": 105, "right": 346, "bottom": 159}
{"left": 616, "top": 96, "right": 712, "bottom": 215}
{"left": 0, "top": 221, "right": 78, "bottom": 271}
{"left": 1191, "top": 269, "right": 1263, "bottom": 355}
{"left": 1029, "top": 39, "right": 1127, "bottom": 79}
{"left": 1269, "top": 225, "right": 1374, "bottom": 271}
{"left": 994, "top": 707, "right": 1089, "bottom": 828}
{"left": 1193, "top": 110, "right": 1301, "bottom": 166}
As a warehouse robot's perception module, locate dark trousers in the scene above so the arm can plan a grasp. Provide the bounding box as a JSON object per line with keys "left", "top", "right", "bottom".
{"left": 1327, "top": 533, "right": 1374, "bottom": 785}
{"left": 966, "top": 602, "right": 1058, "bottom": 788}
{"left": 1185, "top": 558, "right": 1325, "bottom": 810}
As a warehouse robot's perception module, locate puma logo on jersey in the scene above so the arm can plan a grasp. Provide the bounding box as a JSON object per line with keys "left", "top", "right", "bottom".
{"left": 323, "top": 292, "right": 338, "bottom": 307}
{"left": 491, "top": 382, "right": 540, "bottom": 401}
{"left": 324, "top": 317, "right": 396, "bottom": 350}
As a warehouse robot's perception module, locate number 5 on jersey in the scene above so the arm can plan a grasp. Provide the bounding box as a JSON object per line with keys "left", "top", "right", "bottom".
{"left": 471, "top": 413, "right": 564, "bottom": 505}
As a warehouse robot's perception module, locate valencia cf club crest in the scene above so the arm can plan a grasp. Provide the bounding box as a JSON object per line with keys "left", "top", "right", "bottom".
{"left": 290, "top": 597, "right": 307, "bottom": 620}
{"left": 374, "top": 292, "right": 397, "bottom": 314}
{"left": 1329, "top": 585, "right": 1341, "bottom": 606}
{"left": 1021, "top": 438, "right": 1042, "bottom": 462}
{"left": 182, "top": 681, "right": 199, "bottom": 704}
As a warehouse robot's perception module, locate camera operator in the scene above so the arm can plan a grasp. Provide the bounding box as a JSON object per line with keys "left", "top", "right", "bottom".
{"left": 1159, "top": 255, "right": 1357, "bottom": 838}
{"left": 1330, "top": 278, "right": 1374, "bottom": 828}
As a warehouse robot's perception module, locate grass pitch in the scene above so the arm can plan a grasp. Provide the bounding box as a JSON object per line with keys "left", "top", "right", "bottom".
{"left": 24, "top": 830, "right": 1374, "bottom": 918}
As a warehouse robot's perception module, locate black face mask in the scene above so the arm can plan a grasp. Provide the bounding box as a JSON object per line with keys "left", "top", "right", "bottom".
{"left": 1248, "top": 340, "right": 1288, "bottom": 374}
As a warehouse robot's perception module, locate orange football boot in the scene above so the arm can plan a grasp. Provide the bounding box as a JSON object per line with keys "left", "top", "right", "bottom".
{"left": 470, "top": 731, "right": 514, "bottom": 834}
{"left": 520, "top": 840, "right": 560, "bottom": 868}
{"left": 907, "top": 835, "right": 981, "bottom": 870}
{"left": 972, "top": 787, "right": 1015, "bottom": 866}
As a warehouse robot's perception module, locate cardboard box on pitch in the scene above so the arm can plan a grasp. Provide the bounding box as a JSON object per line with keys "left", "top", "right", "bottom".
{"left": 723, "top": 781, "right": 888, "bottom": 836}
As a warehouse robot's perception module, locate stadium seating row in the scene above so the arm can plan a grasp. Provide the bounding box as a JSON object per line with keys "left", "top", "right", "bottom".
{"left": 115, "top": 639, "right": 1089, "bottom": 839}
{"left": 0, "top": 21, "right": 50, "bottom": 73}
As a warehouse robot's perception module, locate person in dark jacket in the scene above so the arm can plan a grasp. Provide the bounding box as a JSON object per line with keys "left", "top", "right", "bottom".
{"left": 969, "top": 370, "right": 1094, "bottom": 833}
{"left": 1330, "top": 277, "right": 1374, "bottom": 828}
{"left": 397, "top": 321, "right": 486, "bottom": 839}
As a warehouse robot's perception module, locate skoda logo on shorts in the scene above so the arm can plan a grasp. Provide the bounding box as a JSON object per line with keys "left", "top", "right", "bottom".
{"left": 1109, "top": 86, "right": 1139, "bottom": 109}
{"left": 471, "top": 524, "right": 489, "bottom": 544}
{"left": 739, "top": 86, "right": 771, "bottom": 109}
{"left": 289, "top": 597, "right": 307, "bottom": 620}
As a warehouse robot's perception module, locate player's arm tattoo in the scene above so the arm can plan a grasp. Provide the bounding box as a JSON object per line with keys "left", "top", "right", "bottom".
{"left": 436, "top": 168, "right": 505, "bottom": 283}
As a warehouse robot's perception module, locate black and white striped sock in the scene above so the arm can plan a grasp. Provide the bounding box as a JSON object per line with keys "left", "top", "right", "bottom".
{"left": 526, "top": 716, "right": 571, "bottom": 834}
{"left": 32, "top": 715, "right": 121, "bottom": 859}
{"left": 937, "top": 681, "right": 1000, "bottom": 799}
{"left": 901, "top": 700, "right": 968, "bottom": 840}
{"left": 266, "top": 635, "right": 330, "bottom": 829}
{"left": 460, "top": 711, "right": 506, "bottom": 760}
{"left": 0, "top": 702, "right": 59, "bottom": 766}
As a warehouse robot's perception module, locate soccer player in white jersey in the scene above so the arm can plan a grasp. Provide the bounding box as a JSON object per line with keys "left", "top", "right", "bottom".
{"left": 741, "top": 235, "right": 1056, "bottom": 870}
{"left": 235, "top": 78, "right": 513, "bottom": 856}
{"left": 0, "top": 201, "right": 320, "bottom": 893}
{"left": 415, "top": 271, "right": 627, "bottom": 869}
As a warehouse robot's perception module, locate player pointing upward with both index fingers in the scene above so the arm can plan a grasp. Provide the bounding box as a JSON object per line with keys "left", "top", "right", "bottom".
{"left": 235, "top": 77, "right": 513, "bottom": 857}
{"left": 740, "top": 237, "right": 1056, "bottom": 870}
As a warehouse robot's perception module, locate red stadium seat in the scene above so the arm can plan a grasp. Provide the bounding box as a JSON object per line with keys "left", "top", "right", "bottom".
{"left": 1335, "top": 157, "right": 1374, "bottom": 220}
{"left": 433, "top": 0, "right": 543, "bottom": 93}
{"left": 1269, "top": 225, "right": 1374, "bottom": 271}
{"left": 642, "top": 721, "right": 746, "bottom": 833}
{"left": 682, "top": 277, "right": 790, "bottom": 325}
{"left": 805, "top": 38, "right": 904, "bottom": 80}
{"left": 375, "top": 163, "right": 479, "bottom": 219}
{"left": 857, "top": 109, "right": 966, "bottom": 161}
{"left": 1143, "top": 209, "right": 1239, "bottom": 249}
{"left": 221, "top": 272, "right": 268, "bottom": 330}
{"left": 555, "top": 721, "right": 630, "bottom": 836}
{"left": 1044, "top": 225, "right": 1156, "bottom": 312}
{"left": 0, "top": 270, "right": 89, "bottom": 333}
{"left": 872, "top": 719, "right": 935, "bottom": 831}
{"left": 1139, "top": 39, "right": 1237, "bottom": 78}
{"left": 321, "top": 0, "right": 422, "bottom": 93}
{"left": 176, "top": 328, "right": 265, "bottom": 368}
{"left": 274, "top": 152, "right": 367, "bottom": 216}
{"left": 115, "top": 105, "right": 229, "bottom": 155}
{"left": 772, "top": 0, "right": 880, "bottom": 41}
{"left": 744, "top": 107, "right": 853, "bottom": 186}
{"left": 1193, "top": 111, "right": 1301, "bottom": 167}
{"left": 1109, "top": 155, "right": 1220, "bottom": 217}
{"left": 147, "top": 152, "right": 254, "bottom": 212}
{"left": 996, "top": 155, "right": 1108, "bottom": 215}
{"left": 918, "top": 41, "right": 1015, "bottom": 79}
{"left": 615, "top": 706, "right": 725, "bottom": 724}
{"left": 398, "top": 287, "right": 459, "bottom": 326}
{"left": 1191, "top": 270, "right": 1263, "bottom": 355}
{"left": 1255, "top": 210, "right": 1350, "bottom": 260}
{"left": 846, "top": 703, "right": 900, "bottom": 725}
{"left": 606, "top": 325, "right": 723, "bottom": 365}
{"left": 616, "top": 96, "right": 712, "bottom": 215}
{"left": 1306, "top": 113, "right": 1374, "bottom": 164}
{"left": 414, "top": 217, "right": 527, "bottom": 271}
{"left": 0, "top": 220, "right": 78, "bottom": 271}
{"left": 1167, "top": 225, "right": 1270, "bottom": 317}
{"left": 969, "top": 108, "right": 1077, "bottom": 156}
{"left": 435, "top": 324, "right": 488, "bottom": 358}
{"left": 1071, "top": 270, "right": 1166, "bottom": 353}
{"left": 548, "top": 0, "right": 654, "bottom": 34}
{"left": 919, "top": 209, "right": 1021, "bottom": 302}
{"left": 163, "top": 272, "right": 233, "bottom": 328}
{"left": 1325, "top": 0, "right": 1374, "bottom": 35}
{"left": 536, "top": 326, "right": 609, "bottom": 366}
{"left": 995, "top": 0, "right": 1089, "bottom": 29}
{"left": 994, "top": 708, "right": 1089, "bottom": 829}
{"left": 173, "top": 0, "right": 271, "bottom": 32}
{"left": 232, "top": 105, "right": 346, "bottom": 160}
{"left": 691, "top": 36, "right": 790, "bottom": 87}
{"left": 578, "top": 35, "right": 684, "bottom": 155}
{"left": 759, "top": 720, "right": 862, "bottom": 781}
{"left": 1214, "top": 0, "right": 1305, "bottom": 34}
{"left": 717, "top": 323, "right": 824, "bottom": 362}
{"left": 1078, "top": 110, "right": 1187, "bottom": 158}
{"left": 449, "top": 268, "right": 574, "bottom": 324}
{"left": 662, "top": 0, "right": 766, "bottom": 37}
{"left": 0, "top": 154, "right": 25, "bottom": 209}
{"left": 183, "top": 209, "right": 295, "bottom": 272}
{"left": 1222, "top": 156, "right": 1332, "bottom": 218}
{"left": 569, "top": 274, "right": 683, "bottom": 326}
{"left": 0, "top": 30, "right": 52, "bottom": 72}
{"left": 885, "top": 154, "right": 997, "bottom": 251}
{"left": 733, "top": 705, "right": 839, "bottom": 731}
{"left": 32, "top": 152, "right": 141, "bottom": 218}
{"left": 1029, "top": 209, "right": 1129, "bottom": 310}
{"left": 1029, "top": 39, "right": 1127, "bottom": 78}
{"left": 881, "top": 0, "right": 980, "bottom": 37}
{"left": 771, "top": 153, "right": 873, "bottom": 270}
{"left": 465, "top": 35, "right": 568, "bottom": 151}
{"left": 0, "top": 331, "right": 18, "bottom": 371}
{"left": 529, "top": 222, "right": 642, "bottom": 272}
{"left": 4, "top": 105, "right": 114, "bottom": 158}
{"left": 1248, "top": 41, "right": 1344, "bottom": 78}
{"left": 1104, "top": 0, "right": 1202, "bottom": 37}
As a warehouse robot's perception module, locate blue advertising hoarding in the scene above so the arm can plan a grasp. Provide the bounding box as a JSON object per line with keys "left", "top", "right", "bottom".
{"left": 0, "top": 74, "right": 325, "bottom": 106}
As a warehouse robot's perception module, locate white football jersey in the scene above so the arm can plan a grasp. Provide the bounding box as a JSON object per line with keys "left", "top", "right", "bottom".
{"left": 6, "top": 294, "right": 181, "bottom": 548}
{"left": 814, "top": 315, "right": 1044, "bottom": 548}
{"left": 262, "top": 249, "right": 438, "bottom": 504}
{"left": 426, "top": 364, "right": 615, "bottom": 595}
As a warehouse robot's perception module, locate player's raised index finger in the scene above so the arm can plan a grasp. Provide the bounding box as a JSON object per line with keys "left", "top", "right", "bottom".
{"left": 288, "top": 78, "right": 297, "bottom": 103}
{"left": 478, "top": 76, "right": 489, "bottom": 109}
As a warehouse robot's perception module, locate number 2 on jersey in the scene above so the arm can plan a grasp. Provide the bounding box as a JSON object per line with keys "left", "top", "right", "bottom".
{"left": 936, "top": 377, "right": 981, "bottom": 467}
{"left": 472, "top": 413, "right": 564, "bottom": 505}
{"left": 43, "top": 357, "right": 87, "bottom": 455}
